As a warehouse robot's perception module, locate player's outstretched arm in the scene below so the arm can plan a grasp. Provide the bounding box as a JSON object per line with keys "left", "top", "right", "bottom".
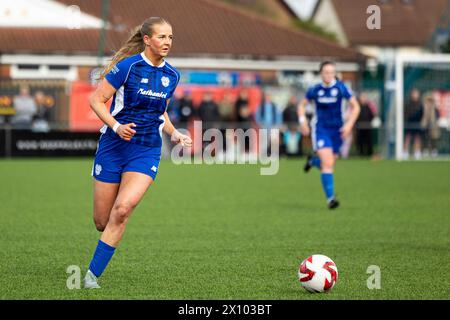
{"left": 341, "top": 96, "right": 361, "bottom": 139}
{"left": 297, "top": 98, "right": 310, "bottom": 136}
{"left": 89, "top": 79, "right": 136, "bottom": 141}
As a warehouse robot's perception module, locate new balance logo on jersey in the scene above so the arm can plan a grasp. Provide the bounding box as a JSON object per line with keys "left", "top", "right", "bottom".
{"left": 138, "top": 88, "right": 168, "bottom": 99}
{"left": 141, "top": 78, "right": 149, "bottom": 83}
{"left": 151, "top": 166, "right": 158, "bottom": 173}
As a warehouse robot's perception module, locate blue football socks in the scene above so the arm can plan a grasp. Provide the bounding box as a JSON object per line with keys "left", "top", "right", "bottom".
{"left": 320, "top": 173, "right": 335, "bottom": 202}
{"left": 88, "top": 240, "right": 116, "bottom": 278}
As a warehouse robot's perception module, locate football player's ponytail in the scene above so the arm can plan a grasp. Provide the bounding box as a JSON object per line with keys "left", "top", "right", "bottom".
{"left": 100, "top": 17, "right": 170, "bottom": 79}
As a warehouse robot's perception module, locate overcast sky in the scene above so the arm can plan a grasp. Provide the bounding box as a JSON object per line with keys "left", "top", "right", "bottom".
{"left": 284, "top": 0, "right": 318, "bottom": 20}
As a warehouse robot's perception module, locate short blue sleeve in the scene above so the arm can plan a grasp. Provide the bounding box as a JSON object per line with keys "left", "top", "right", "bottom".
{"left": 168, "top": 69, "right": 181, "bottom": 99}
{"left": 105, "top": 60, "right": 130, "bottom": 90}
{"left": 306, "top": 86, "right": 316, "bottom": 101}
{"left": 340, "top": 83, "right": 353, "bottom": 100}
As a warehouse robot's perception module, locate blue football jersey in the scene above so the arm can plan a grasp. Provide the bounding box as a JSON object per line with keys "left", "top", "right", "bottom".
{"left": 306, "top": 80, "right": 353, "bottom": 128}
{"left": 102, "top": 52, "right": 180, "bottom": 147}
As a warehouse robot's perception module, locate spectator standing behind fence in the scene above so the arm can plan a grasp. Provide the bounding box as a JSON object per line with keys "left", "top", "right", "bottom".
{"left": 282, "top": 95, "right": 299, "bottom": 129}
{"left": 199, "top": 91, "right": 221, "bottom": 129}
{"left": 255, "top": 92, "right": 282, "bottom": 155}
{"left": 403, "top": 89, "right": 424, "bottom": 160}
{"left": 234, "top": 90, "right": 251, "bottom": 129}
{"left": 198, "top": 92, "right": 221, "bottom": 153}
{"left": 178, "top": 90, "right": 195, "bottom": 129}
{"left": 355, "top": 92, "right": 376, "bottom": 157}
{"left": 234, "top": 90, "right": 252, "bottom": 153}
{"left": 218, "top": 92, "right": 236, "bottom": 153}
{"left": 282, "top": 95, "right": 302, "bottom": 156}
{"left": 421, "top": 93, "right": 441, "bottom": 158}
{"left": 11, "top": 85, "right": 37, "bottom": 129}
{"left": 218, "top": 92, "right": 235, "bottom": 124}
{"left": 255, "top": 93, "right": 282, "bottom": 128}
{"left": 32, "top": 91, "right": 53, "bottom": 132}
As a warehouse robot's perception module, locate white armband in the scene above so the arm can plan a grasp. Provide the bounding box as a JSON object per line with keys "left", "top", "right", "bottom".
{"left": 112, "top": 122, "right": 121, "bottom": 133}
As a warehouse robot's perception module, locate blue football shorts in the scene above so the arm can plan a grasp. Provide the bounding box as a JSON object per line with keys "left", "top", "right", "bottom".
{"left": 312, "top": 126, "right": 343, "bottom": 155}
{"left": 91, "top": 133, "right": 161, "bottom": 183}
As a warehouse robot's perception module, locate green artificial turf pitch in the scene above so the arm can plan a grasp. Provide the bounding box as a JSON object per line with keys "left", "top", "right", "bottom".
{"left": 0, "top": 158, "right": 449, "bottom": 299}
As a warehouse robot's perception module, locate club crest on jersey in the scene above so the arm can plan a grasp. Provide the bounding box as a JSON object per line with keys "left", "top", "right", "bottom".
{"left": 331, "top": 88, "right": 338, "bottom": 97}
{"left": 161, "top": 76, "right": 170, "bottom": 87}
{"left": 317, "top": 140, "right": 325, "bottom": 148}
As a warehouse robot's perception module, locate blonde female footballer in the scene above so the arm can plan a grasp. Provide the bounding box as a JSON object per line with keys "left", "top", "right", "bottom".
{"left": 84, "top": 17, "right": 192, "bottom": 288}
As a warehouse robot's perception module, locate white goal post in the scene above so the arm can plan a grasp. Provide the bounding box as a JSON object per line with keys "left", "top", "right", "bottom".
{"left": 395, "top": 53, "right": 450, "bottom": 161}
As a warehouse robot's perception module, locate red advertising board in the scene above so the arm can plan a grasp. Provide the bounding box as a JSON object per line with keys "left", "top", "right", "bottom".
{"left": 69, "top": 81, "right": 108, "bottom": 132}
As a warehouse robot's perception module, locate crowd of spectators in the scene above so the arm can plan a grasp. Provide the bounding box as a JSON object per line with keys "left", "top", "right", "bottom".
{"left": 0, "top": 85, "right": 54, "bottom": 132}
{"left": 168, "top": 89, "right": 384, "bottom": 158}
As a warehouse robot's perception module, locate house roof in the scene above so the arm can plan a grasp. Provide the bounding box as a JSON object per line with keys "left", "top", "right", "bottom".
{"left": 0, "top": 28, "right": 123, "bottom": 55}
{"left": 321, "top": 0, "right": 449, "bottom": 47}
{"left": 216, "top": 0, "right": 298, "bottom": 25}
{"left": 0, "top": 0, "right": 363, "bottom": 62}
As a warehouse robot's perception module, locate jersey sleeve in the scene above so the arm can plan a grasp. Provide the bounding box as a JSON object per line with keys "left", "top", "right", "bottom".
{"left": 305, "top": 86, "right": 315, "bottom": 101}
{"left": 341, "top": 83, "right": 353, "bottom": 100}
{"left": 167, "top": 70, "right": 181, "bottom": 99}
{"left": 105, "top": 60, "right": 131, "bottom": 90}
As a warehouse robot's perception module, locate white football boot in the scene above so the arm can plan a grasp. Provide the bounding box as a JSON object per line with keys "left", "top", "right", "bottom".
{"left": 83, "top": 270, "right": 101, "bottom": 289}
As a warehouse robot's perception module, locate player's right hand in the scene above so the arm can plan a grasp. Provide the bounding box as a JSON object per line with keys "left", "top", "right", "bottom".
{"left": 117, "top": 123, "right": 137, "bottom": 141}
{"left": 300, "top": 123, "right": 310, "bottom": 136}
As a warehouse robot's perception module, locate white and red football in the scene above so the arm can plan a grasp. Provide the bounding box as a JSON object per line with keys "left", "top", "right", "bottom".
{"left": 298, "top": 254, "right": 338, "bottom": 293}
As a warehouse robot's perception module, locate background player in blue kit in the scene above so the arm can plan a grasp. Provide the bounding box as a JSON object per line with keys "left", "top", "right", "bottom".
{"left": 83, "top": 17, "right": 192, "bottom": 288}
{"left": 297, "top": 61, "right": 360, "bottom": 209}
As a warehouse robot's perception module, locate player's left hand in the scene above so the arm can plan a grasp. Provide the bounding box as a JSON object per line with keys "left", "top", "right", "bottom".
{"left": 340, "top": 123, "right": 353, "bottom": 139}
{"left": 171, "top": 130, "right": 192, "bottom": 147}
